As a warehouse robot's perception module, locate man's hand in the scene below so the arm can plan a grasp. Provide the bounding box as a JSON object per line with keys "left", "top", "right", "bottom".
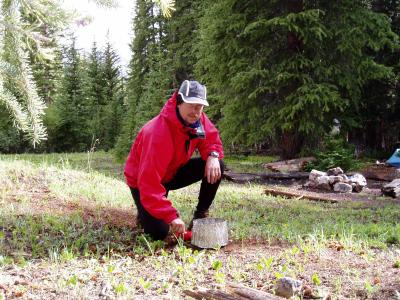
{"left": 170, "top": 218, "right": 185, "bottom": 234}
{"left": 205, "top": 156, "right": 221, "bottom": 184}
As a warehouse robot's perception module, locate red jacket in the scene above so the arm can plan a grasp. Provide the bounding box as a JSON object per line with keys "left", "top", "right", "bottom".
{"left": 124, "top": 92, "right": 224, "bottom": 224}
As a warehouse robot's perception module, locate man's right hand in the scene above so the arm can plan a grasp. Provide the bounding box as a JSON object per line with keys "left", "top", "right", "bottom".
{"left": 170, "top": 218, "right": 185, "bottom": 234}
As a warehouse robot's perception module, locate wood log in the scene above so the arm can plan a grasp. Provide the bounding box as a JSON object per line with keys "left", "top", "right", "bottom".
{"left": 260, "top": 172, "right": 309, "bottom": 180}
{"left": 265, "top": 187, "right": 339, "bottom": 203}
{"left": 183, "top": 289, "right": 245, "bottom": 300}
{"left": 223, "top": 172, "right": 262, "bottom": 183}
{"left": 227, "top": 283, "right": 284, "bottom": 300}
{"left": 184, "top": 283, "right": 284, "bottom": 300}
{"left": 264, "top": 157, "right": 315, "bottom": 172}
{"left": 360, "top": 164, "right": 400, "bottom": 181}
{"left": 223, "top": 171, "right": 309, "bottom": 184}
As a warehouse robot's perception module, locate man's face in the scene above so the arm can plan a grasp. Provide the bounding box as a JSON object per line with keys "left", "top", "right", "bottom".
{"left": 178, "top": 102, "right": 204, "bottom": 124}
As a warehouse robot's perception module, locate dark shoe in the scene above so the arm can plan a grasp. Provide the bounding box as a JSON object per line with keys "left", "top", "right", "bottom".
{"left": 187, "top": 210, "right": 209, "bottom": 230}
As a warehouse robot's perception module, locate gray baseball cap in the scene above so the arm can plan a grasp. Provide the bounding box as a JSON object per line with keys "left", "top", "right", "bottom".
{"left": 178, "top": 80, "right": 209, "bottom": 106}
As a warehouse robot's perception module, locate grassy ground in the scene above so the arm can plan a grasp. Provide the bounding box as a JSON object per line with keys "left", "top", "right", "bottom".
{"left": 1, "top": 152, "right": 400, "bottom": 299}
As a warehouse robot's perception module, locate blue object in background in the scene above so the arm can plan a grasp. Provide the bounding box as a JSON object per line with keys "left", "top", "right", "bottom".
{"left": 387, "top": 149, "right": 400, "bottom": 168}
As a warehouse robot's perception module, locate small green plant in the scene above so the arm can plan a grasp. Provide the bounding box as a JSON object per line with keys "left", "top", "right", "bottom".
{"left": 61, "top": 248, "right": 76, "bottom": 262}
{"left": 364, "top": 280, "right": 376, "bottom": 297}
{"left": 255, "top": 256, "right": 274, "bottom": 271}
{"left": 66, "top": 275, "right": 78, "bottom": 286}
{"left": 107, "top": 264, "right": 116, "bottom": 274}
{"left": 138, "top": 277, "right": 152, "bottom": 290}
{"left": 386, "top": 234, "right": 400, "bottom": 245}
{"left": 0, "top": 255, "right": 14, "bottom": 265}
{"left": 214, "top": 270, "right": 225, "bottom": 284}
{"left": 393, "top": 260, "right": 400, "bottom": 268}
{"left": 114, "top": 282, "right": 127, "bottom": 295}
{"left": 136, "top": 234, "right": 163, "bottom": 256}
{"left": 212, "top": 259, "right": 223, "bottom": 271}
{"left": 312, "top": 272, "right": 321, "bottom": 286}
{"left": 304, "top": 135, "right": 356, "bottom": 172}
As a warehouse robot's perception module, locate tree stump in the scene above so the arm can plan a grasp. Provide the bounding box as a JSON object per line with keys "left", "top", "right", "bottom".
{"left": 191, "top": 218, "right": 228, "bottom": 249}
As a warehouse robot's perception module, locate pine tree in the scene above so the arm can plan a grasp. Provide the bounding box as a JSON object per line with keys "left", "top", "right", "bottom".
{"left": 196, "top": 0, "right": 399, "bottom": 157}
{"left": 115, "top": 0, "right": 166, "bottom": 159}
{"left": 50, "top": 38, "right": 91, "bottom": 152}
{"left": 164, "top": 0, "right": 201, "bottom": 85}
{"left": 101, "top": 41, "right": 125, "bottom": 150}
{"left": 85, "top": 42, "right": 107, "bottom": 145}
{"left": 357, "top": 0, "right": 400, "bottom": 153}
{"left": 0, "top": 0, "right": 69, "bottom": 146}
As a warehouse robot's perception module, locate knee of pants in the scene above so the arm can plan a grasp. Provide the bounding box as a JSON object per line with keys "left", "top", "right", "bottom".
{"left": 143, "top": 224, "right": 169, "bottom": 241}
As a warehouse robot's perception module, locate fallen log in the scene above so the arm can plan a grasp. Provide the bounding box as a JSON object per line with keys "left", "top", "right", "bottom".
{"left": 260, "top": 172, "right": 309, "bottom": 180}
{"left": 223, "top": 172, "right": 262, "bottom": 183}
{"left": 223, "top": 171, "right": 309, "bottom": 184}
{"left": 183, "top": 289, "right": 242, "bottom": 300}
{"left": 265, "top": 187, "right": 339, "bottom": 203}
{"left": 264, "top": 157, "right": 315, "bottom": 172}
{"left": 227, "top": 283, "right": 284, "bottom": 300}
{"left": 184, "top": 283, "right": 284, "bottom": 300}
{"left": 360, "top": 164, "right": 400, "bottom": 181}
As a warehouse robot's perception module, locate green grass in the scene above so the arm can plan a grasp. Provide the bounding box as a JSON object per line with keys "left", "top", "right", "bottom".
{"left": 0, "top": 151, "right": 125, "bottom": 180}
{"left": 1, "top": 152, "right": 399, "bottom": 298}
{"left": 172, "top": 183, "right": 400, "bottom": 249}
{"left": 1, "top": 152, "right": 399, "bottom": 258}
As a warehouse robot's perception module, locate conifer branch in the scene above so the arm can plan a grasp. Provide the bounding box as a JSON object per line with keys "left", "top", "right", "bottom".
{"left": 0, "top": 0, "right": 48, "bottom": 146}
{"left": 0, "top": 82, "right": 29, "bottom": 132}
{"left": 153, "top": 0, "right": 176, "bottom": 18}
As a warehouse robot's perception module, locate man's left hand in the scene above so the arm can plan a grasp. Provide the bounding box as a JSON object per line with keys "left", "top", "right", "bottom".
{"left": 205, "top": 156, "right": 221, "bottom": 184}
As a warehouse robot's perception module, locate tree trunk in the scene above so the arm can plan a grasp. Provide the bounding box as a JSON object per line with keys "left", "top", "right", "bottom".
{"left": 279, "top": 0, "right": 304, "bottom": 159}
{"left": 280, "top": 129, "right": 304, "bottom": 159}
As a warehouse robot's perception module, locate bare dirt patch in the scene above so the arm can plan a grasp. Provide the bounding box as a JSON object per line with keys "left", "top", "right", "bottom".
{"left": 4, "top": 184, "right": 136, "bottom": 230}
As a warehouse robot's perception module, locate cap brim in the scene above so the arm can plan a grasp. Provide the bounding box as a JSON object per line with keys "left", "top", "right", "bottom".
{"left": 179, "top": 93, "right": 209, "bottom": 106}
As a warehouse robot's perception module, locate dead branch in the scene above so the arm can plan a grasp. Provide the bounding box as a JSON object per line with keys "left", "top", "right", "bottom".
{"left": 227, "top": 283, "right": 284, "bottom": 300}
{"left": 265, "top": 187, "right": 339, "bottom": 203}
{"left": 183, "top": 289, "right": 245, "bottom": 300}
{"left": 223, "top": 171, "right": 309, "bottom": 184}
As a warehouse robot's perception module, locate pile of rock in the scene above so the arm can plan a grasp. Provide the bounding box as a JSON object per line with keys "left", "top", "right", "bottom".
{"left": 305, "top": 167, "right": 367, "bottom": 193}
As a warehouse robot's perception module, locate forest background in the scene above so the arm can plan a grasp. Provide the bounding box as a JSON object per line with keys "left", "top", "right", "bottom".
{"left": 1, "top": 0, "right": 399, "bottom": 161}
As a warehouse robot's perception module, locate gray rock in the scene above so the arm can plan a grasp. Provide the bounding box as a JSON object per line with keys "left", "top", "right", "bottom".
{"left": 381, "top": 179, "right": 400, "bottom": 198}
{"left": 328, "top": 175, "right": 344, "bottom": 185}
{"left": 333, "top": 182, "right": 353, "bottom": 193}
{"left": 349, "top": 173, "right": 367, "bottom": 193}
{"left": 327, "top": 167, "right": 344, "bottom": 176}
{"left": 274, "top": 277, "right": 302, "bottom": 299}
{"left": 303, "top": 181, "right": 317, "bottom": 188}
{"left": 309, "top": 170, "right": 327, "bottom": 181}
{"left": 338, "top": 173, "right": 350, "bottom": 183}
{"left": 315, "top": 175, "right": 332, "bottom": 191}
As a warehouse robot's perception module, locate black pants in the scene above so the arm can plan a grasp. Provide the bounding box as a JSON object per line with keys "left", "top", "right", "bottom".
{"left": 130, "top": 157, "right": 225, "bottom": 240}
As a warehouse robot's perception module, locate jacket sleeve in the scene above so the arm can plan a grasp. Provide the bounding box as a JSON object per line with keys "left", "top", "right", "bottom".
{"left": 137, "top": 127, "right": 178, "bottom": 224}
{"left": 197, "top": 114, "right": 224, "bottom": 161}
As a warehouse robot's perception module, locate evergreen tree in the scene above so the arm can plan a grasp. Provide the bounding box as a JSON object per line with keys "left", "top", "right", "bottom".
{"left": 164, "top": 0, "right": 201, "bottom": 85}
{"left": 0, "top": 0, "right": 69, "bottom": 146}
{"left": 356, "top": 0, "right": 400, "bottom": 153}
{"left": 85, "top": 42, "right": 106, "bottom": 145}
{"left": 50, "top": 38, "right": 91, "bottom": 152}
{"left": 196, "top": 0, "right": 398, "bottom": 157}
{"left": 101, "top": 41, "right": 125, "bottom": 150}
{"left": 115, "top": 0, "right": 166, "bottom": 159}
